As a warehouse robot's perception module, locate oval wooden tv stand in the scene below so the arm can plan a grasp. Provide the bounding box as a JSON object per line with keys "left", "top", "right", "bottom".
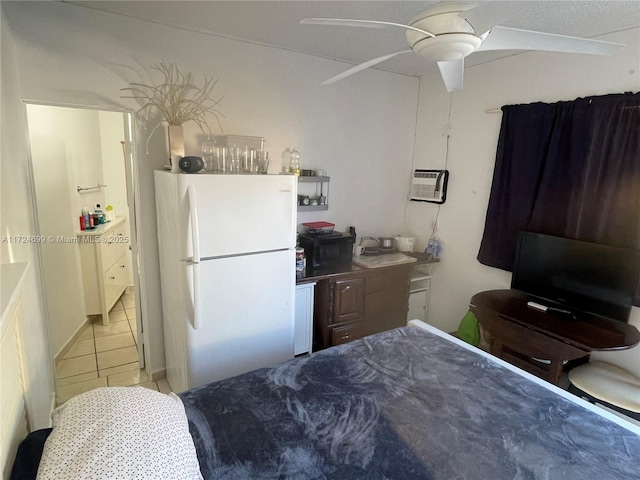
{"left": 469, "top": 289, "right": 640, "bottom": 385}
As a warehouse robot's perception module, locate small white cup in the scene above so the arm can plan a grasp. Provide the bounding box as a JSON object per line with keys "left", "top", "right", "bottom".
{"left": 353, "top": 245, "right": 365, "bottom": 256}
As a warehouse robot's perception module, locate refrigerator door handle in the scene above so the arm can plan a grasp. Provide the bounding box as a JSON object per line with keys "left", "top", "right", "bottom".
{"left": 192, "top": 262, "right": 201, "bottom": 330}
{"left": 187, "top": 185, "right": 201, "bottom": 330}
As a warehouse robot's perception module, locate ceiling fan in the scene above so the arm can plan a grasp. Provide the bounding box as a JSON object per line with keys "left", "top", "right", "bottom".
{"left": 300, "top": 2, "right": 625, "bottom": 92}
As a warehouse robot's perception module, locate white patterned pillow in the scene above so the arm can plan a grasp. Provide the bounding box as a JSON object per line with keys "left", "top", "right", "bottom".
{"left": 37, "top": 387, "right": 202, "bottom": 479}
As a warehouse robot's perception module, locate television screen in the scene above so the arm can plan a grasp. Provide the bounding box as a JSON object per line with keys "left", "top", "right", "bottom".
{"left": 511, "top": 232, "right": 640, "bottom": 323}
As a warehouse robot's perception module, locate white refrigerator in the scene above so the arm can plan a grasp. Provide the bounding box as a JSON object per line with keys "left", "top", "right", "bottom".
{"left": 154, "top": 171, "right": 297, "bottom": 392}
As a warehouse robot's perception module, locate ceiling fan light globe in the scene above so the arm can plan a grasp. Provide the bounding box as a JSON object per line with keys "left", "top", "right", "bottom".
{"left": 412, "top": 34, "right": 482, "bottom": 62}
{"left": 409, "top": 10, "right": 475, "bottom": 34}
{"left": 406, "top": 9, "right": 475, "bottom": 47}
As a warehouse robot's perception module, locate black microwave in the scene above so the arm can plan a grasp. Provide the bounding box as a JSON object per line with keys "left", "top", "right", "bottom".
{"left": 298, "top": 233, "right": 353, "bottom": 268}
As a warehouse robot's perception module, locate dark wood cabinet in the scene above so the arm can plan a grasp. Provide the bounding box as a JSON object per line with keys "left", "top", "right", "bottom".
{"left": 331, "top": 275, "right": 365, "bottom": 325}
{"left": 363, "top": 268, "right": 410, "bottom": 336}
{"left": 313, "top": 265, "right": 412, "bottom": 351}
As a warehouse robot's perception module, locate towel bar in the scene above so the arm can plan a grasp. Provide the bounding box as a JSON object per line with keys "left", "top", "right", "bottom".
{"left": 77, "top": 183, "right": 107, "bottom": 193}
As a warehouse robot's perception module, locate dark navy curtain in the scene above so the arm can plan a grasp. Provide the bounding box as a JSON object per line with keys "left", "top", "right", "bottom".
{"left": 477, "top": 92, "right": 640, "bottom": 304}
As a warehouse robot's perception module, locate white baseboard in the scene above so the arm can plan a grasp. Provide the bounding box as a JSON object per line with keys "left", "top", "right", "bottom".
{"left": 54, "top": 317, "right": 92, "bottom": 364}
{"left": 150, "top": 368, "right": 166, "bottom": 382}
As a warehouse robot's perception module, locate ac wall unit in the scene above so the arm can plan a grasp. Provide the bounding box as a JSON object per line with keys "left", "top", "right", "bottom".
{"left": 410, "top": 169, "right": 449, "bottom": 204}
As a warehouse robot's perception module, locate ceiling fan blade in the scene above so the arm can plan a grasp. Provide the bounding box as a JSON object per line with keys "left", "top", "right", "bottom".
{"left": 460, "top": 2, "right": 526, "bottom": 35}
{"left": 437, "top": 59, "right": 464, "bottom": 92}
{"left": 300, "top": 18, "right": 435, "bottom": 37}
{"left": 477, "top": 26, "right": 625, "bottom": 55}
{"left": 322, "top": 49, "right": 413, "bottom": 85}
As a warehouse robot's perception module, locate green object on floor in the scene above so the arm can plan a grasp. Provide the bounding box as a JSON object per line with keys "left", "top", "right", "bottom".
{"left": 457, "top": 310, "right": 480, "bottom": 346}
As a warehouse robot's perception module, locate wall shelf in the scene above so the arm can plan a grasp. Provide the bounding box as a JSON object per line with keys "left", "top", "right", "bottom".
{"left": 297, "top": 176, "right": 329, "bottom": 212}
{"left": 298, "top": 175, "right": 330, "bottom": 183}
{"left": 408, "top": 266, "right": 432, "bottom": 323}
{"left": 298, "top": 205, "right": 329, "bottom": 212}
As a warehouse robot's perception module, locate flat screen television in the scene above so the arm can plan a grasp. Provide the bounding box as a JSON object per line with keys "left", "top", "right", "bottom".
{"left": 511, "top": 231, "right": 640, "bottom": 323}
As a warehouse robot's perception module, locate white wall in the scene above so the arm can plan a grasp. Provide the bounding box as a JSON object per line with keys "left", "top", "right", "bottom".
{"left": 3, "top": 2, "right": 419, "bottom": 377}
{"left": 26, "top": 105, "right": 91, "bottom": 356}
{"left": 100, "top": 110, "right": 129, "bottom": 220}
{"left": 99, "top": 110, "right": 133, "bottom": 284}
{"left": 410, "top": 27, "right": 640, "bottom": 375}
{"left": 1, "top": 6, "right": 55, "bottom": 429}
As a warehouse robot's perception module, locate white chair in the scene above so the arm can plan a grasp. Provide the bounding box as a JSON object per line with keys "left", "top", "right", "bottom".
{"left": 570, "top": 314, "right": 640, "bottom": 421}
{"left": 568, "top": 361, "right": 640, "bottom": 421}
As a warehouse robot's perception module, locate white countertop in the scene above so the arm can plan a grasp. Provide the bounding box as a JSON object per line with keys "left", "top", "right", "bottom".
{"left": 352, "top": 253, "right": 418, "bottom": 269}
{"left": 76, "top": 216, "right": 126, "bottom": 236}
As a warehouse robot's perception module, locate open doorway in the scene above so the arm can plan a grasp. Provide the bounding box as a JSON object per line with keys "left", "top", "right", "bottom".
{"left": 25, "top": 103, "right": 156, "bottom": 405}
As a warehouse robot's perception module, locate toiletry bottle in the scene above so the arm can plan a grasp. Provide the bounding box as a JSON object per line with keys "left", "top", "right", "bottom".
{"left": 95, "top": 204, "right": 105, "bottom": 224}
{"left": 82, "top": 207, "right": 90, "bottom": 229}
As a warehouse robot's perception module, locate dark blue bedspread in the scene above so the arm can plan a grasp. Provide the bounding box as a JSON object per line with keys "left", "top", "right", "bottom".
{"left": 180, "top": 326, "right": 640, "bottom": 480}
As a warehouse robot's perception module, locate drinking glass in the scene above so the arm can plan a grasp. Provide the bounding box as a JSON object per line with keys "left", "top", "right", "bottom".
{"left": 248, "top": 148, "right": 256, "bottom": 173}
{"left": 215, "top": 147, "right": 224, "bottom": 173}
{"left": 202, "top": 141, "right": 215, "bottom": 172}
{"left": 257, "top": 150, "right": 269, "bottom": 174}
{"left": 229, "top": 146, "right": 241, "bottom": 174}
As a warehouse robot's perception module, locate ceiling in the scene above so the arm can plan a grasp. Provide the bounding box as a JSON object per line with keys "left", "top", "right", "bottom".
{"left": 67, "top": 1, "right": 640, "bottom": 78}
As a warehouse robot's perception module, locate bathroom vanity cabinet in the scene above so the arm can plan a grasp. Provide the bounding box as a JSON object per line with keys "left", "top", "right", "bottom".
{"left": 77, "top": 217, "right": 131, "bottom": 325}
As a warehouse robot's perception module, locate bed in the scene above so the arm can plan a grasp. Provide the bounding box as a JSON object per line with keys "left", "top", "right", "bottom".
{"left": 11, "top": 321, "right": 640, "bottom": 479}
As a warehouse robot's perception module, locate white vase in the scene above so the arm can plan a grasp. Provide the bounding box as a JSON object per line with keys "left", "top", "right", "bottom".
{"left": 168, "top": 125, "right": 185, "bottom": 173}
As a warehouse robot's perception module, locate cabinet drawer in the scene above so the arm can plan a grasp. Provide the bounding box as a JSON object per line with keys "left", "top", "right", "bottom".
{"left": 331, "top": 323, "right": 363, "bottom": 346}
{"left": 104, "top": 254, "right": 129, "bottom": 308}
{"left": 365, "top": 267, "right": 409, "bottom": 295}
{"left": 100, "top": 224, "right": 128, "bottom": 270}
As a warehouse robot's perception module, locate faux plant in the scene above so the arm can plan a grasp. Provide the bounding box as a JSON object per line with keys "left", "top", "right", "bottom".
{"left": 121, "top": 61, "right": 224, "bottom": 149}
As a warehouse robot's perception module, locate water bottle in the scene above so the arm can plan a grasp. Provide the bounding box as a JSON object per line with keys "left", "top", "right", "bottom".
{"left": 427, "top": 237, "right": 442, "bottom": 258}
{"left": 433, "top": 237, "right": 442, "bottom": 258}
{"left": 290, "top": 149, "right": 301, "bottom": 176}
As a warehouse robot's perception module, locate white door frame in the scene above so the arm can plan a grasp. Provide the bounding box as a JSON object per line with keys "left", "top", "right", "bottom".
{"left": 23, "top": 100, "right": 150, "bottom": 375}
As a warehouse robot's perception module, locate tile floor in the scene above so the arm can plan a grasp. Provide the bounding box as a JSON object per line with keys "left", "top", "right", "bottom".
{"left": 55, "top": 290, "right": 170, "bottom": 406}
